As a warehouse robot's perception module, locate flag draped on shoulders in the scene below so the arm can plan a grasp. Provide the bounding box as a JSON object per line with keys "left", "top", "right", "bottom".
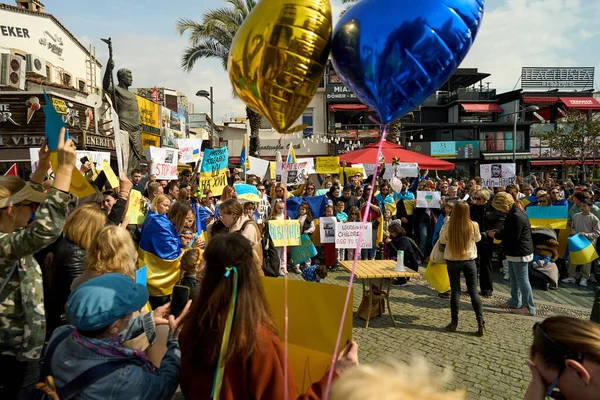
{"left": 139, "top": 211, "right": 183, "bottom": 296}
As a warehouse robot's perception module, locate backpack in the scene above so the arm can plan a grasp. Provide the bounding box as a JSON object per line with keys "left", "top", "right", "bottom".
{"left": 238, "top": 220, "right": 280, "bottom": 277}
{"left": 33, "top": 328, "right": 130, "bottom": 400}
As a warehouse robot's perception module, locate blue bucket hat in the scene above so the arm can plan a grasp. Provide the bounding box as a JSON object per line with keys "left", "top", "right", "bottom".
{"left": 66, "top": 273, "right": 149, "bottom": 331}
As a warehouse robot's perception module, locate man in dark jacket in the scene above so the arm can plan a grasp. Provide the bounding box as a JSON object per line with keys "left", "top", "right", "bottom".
{"left": 340, "top": 185, "right": 359, "bottom": 214}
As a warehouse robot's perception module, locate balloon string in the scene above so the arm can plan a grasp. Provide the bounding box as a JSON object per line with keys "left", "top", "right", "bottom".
{"left": 323, "top": 124, "right": 388, "bottom": 399}
{"left": 282, "top": 135, "right": 289, "bottom": 400}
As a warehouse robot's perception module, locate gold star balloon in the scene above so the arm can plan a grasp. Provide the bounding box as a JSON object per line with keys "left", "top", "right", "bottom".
{"left": 228, "top": 0, "right": 332, "bottom": 134}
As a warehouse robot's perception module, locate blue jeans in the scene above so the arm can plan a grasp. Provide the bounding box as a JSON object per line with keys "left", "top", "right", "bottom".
{"left": 506, "top": 261, "right": 536, "bottom": 315}
{"left": 418, "top": 222, "right": 428, "bottom": 255}
{"left": 361, "top": 228, "right": 377, "bottom": 260}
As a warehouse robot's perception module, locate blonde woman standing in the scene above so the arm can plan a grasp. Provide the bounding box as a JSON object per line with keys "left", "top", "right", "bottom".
{"left": 439, "top": 201, "right": 485, "bottom": 336}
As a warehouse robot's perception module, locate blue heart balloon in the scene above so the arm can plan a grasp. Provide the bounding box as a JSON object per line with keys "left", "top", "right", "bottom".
{"left": 331, "top": 0, "right": 484, "bottom": 125}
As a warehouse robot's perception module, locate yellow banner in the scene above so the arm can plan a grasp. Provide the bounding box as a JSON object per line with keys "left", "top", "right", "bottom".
{"left": 261, "top": 277, "right": 353, "bottom": 395}
{"left": 269, "top": 162, "right": 276, "bottom": 180}
{"left": 315, "top": 156, "right": 340, "bottom": 174}
{"left": 199, "top": 170, "right": 228, "bottom": 196}
{"left": 141, "top": 132, "right": 160, "bottom": 150}
{"left": 136, "top": 95, "right": 160, "bottom": 128}
{"left": 339, "top": 166, "right": 365, "bottom": 184}
{"left": 268, "top": 220, "right": 301, "bottom": 247}
{"left": 101, "top": 161, "right": 119, "bottom": 189}
{"left": 125, "top": 189, "right": 146, "bottom": 225}
{"left": 49, "top": 152, "right": 95, "bottom": 198}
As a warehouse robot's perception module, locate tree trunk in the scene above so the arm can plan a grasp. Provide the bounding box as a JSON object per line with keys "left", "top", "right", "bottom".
{"left": 246, "top": 107, "right": 262, "bottom": 157}
{"left": 387, "top": 119, "right": 401, "bottom": 144}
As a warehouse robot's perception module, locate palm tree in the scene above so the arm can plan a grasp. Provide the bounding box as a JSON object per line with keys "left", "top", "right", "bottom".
{"left": 341, "top": 0, "right": 360, "bottom": 15}
{"left": 176, "top": 0, "right": 263, "bottom": 156}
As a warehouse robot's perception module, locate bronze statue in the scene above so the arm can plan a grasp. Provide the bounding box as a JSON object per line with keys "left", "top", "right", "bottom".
{"left": 102, "top": 56, "right": 144, "bottom": 174}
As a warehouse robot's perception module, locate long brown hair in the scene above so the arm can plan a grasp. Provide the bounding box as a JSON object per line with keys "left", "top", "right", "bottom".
{"left": 446, "top": 201, "right": 472, "bottom": 258}
{"left": 180, "top": 233, "right": 276, "bottom": 367}
{"left": 64, "top": 204, "right": 107, "bottom": 249}
{"left": 531, "top": 316, "right": 600, "bottom": 370}
{"left": 168, "top": 201, "right": 192, "bottom": 232}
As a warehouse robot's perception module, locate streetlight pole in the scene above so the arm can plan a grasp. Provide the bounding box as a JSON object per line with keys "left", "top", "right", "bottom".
{"left": 513, "top": 100, "right": 518, "bottom": 164}
{"left": 196, "top": 87, "right": 215, "bottom": 148}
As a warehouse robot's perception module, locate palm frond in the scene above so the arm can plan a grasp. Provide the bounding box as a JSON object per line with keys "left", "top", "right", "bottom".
{"left": 181, "top": 40, "right": 229, "bottom": 72}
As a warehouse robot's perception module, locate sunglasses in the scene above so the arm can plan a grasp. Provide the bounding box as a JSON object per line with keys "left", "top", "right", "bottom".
{"left": 234, "top": 178, "right": 241, "bottom": 181}
{"left": 258, "top": 188, "right": 265, "bottom": 191}
{"left": 307, "top": 187, "right": 315, "bottom": 191}
{"left": 473, "top": 197, "right": 482, "bottom": 201}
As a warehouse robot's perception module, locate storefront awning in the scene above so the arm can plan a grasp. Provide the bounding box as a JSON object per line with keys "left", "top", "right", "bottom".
{"left": 523, "top": 96, "right": 559, "bottom": 104}
{"left": 482, "top": 152, "right": 532, "bottom": 161}
{"left": 328, "top": 104, "right": 371, "bottom": 112}
{"left": 559, "top": 97, "right": 600, "bottom": 110}
{"left": 460, "top": 103, "right": 503, "bottom": 113}
{"left": 531, "top": 160, "right": 598, "bottom": 166}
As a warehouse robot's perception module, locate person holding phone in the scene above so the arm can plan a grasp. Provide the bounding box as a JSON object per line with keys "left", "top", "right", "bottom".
{"left": 179, "top": 233, "right": 359, "bottom": 399}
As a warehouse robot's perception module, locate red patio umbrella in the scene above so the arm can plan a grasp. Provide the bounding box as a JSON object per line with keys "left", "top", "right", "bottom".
{"left": 339, "top": 141, "right": 455, "bottom": 170}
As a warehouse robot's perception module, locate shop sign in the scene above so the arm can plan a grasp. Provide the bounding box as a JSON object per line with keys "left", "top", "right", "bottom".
{"left": 136, "top": 95, "right": 159, "bottom": 129}
{"left": 326, "top": 72, "right": 357, "bottom": 102}
{"left": 358, "top": 129, "right": 379, "bottom": 138}
{"left": 430, "top": 141, "right": 480, "bottom": 159}
{"left": 0, "top": 133, "right": 114, "bottom": 150}
{"left": 431, "top": 142, "right": 456, "bottom": 158}
{"left": 410, "top": 142, "right": 430, "bottom": 156}
{"left": 259, "top": 142, "right": 301, "bottom": 152}
{"left": 39, "top": 30, "right": 64, "bottom": 57}
{"left": 0, "top": 25, "right": 31, "bottom": 38}
{"left": 141, "top": 132, "right": 160, "bottom": 150}
{"left": 52, "top": 98, "right": 67, "bottom": 114}
{"left": 521, "top": 67, "right": 595, "bottom": 89}
{"left": 0, "top": 104, "right": 20, "bottom": 126}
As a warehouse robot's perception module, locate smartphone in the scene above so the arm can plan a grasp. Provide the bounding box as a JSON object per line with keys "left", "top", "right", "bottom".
{"left": 170, "top": 285, "right": 190, "bottom": 318}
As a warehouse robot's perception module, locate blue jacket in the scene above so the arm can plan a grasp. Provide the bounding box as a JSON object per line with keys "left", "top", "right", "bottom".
{"left": 432, "top": 214, "right": 446, "bottom": 246}
{"left": 49, "top": 313, "right": 181, "bottom": 400}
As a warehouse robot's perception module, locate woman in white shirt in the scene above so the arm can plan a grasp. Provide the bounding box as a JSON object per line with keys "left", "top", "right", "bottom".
{"left": 439, "top": 201, "right": 484, "bottom": 336}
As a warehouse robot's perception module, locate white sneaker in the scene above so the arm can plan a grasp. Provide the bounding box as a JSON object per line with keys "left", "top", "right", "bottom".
{"left": 579, "top": 279, "right": 588, "bottom": 287}
{"left": 503, "top": 273, "right": 509, "bottom": 281}
{"left": 561, "top": 277, "right": 577, "bottom": 284}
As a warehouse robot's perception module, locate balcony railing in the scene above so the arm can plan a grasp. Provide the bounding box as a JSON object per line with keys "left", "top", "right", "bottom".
{"left": 329, "top": 124, "right": 382, "bottom": 139}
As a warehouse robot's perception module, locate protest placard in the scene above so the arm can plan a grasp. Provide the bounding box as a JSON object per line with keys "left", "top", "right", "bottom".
{"left": 296, "top": 158, "right": 316, "bottom": 175}
{"left": 101, "top": 161, "right": 119, "bottom": 188}
{"left": 480, "top": 163, "right": 516, "bottom": 187}
{"left": 49, "top": 152, "right": 95, "bottom": 198}
{"left": 30, "top": 149, "right": 111, "bottom": 175}
{"left": 276, "top": 162, "right": 308, "bottom": 185}
{"left": 383, "top": 162, "right": 419, "bottom": 179}
{"left": 177, "top": 138, "right": 203, "bottom": 163}
{"left": 125, "top": 189, "right": 146, "bottom": 225}
{"left": 290, "top": 234, "right": 318, "bottom": 265}
{"left": 416, "top": 191, "right": 441, "bottom": 208}
{"left": 147, "top": 146, "right": 178, "bottom": 180}
{"left": 362, "top": 163, "right": 378, "bottom": 178}
{"left": 319, "top": 217, "right": 336, "bottom": 244}
{"left": 261, "top": 277, "right": 352, "bottom": 394}
{"left": 335, "top": 222, "right": 373, "bottom": 249}
{"left": 136, "top": 265, "right": 147, "bottom": 287}
{"left": 269, "top": 162, "right": 277, "bottom": 180}
{"left": 269, "top": 220, "right": 301, "bottom": 247}
{"left": 316, "top": 156, "right": 340, "bottom": 174}
{"left": 200, "top": 146, "right": 229, "bottom": 196}
{"left": 246, "top": 156, "right": 270, "bottom": 178}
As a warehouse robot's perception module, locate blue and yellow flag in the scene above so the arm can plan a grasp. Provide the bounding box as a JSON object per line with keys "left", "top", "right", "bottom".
{"left": 286, "top": 144, "right": 297, "bottom": 163}
{"left": 139, "top": 212, "right": 183, "bottom": 297}
{"left": 200, "top": 146, "right": 229, "bottom": 196}
{"left": 567, "top": 233, "right": 599, "bottom": 265}
{"left": 234, "top": 183, "right": 260, "bottom": 203}
{"left": 240, "top": 136, "right": 249, "bottom": 169}
{"left": 521, "top": 195, "right": 537, "bottom": 208}
{"left": 526, "top": 205, "right": 568, "bottom": 229}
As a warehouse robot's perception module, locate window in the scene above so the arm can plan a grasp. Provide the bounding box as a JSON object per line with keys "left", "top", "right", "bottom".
{"left": 479, "top": 131, "right": 525, "bottom": 152}
{"left": 77, "top": 79, "right": 87, "bottom": 92}
{"left": 302, "top": 110, "right": 313, "bottom": 138}
{"left": 61, "top": 72, "right": 72, "bottom": 87}
{"left": 45, "top": 65, "right": 51, "bottom": 82}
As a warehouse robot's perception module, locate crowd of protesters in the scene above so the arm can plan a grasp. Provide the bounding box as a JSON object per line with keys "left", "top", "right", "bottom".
{"left": 0, "top": 134, "right": 598, "bottom": 399}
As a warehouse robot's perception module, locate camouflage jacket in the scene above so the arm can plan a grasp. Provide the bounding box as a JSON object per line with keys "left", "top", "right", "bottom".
{"left": 0, "top": 185, "right": 70, "bottom": 360}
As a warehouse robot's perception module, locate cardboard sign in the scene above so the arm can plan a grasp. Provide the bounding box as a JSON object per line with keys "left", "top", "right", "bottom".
{"left": 290, "top": 234, "right": 318, "bottom": 265}
{"left": 126, "top": 189, "right": 146, "bottom": 225}
{"left": 177, "top": 138, "right": 203, "bottom": 163}
{"left": 316, "top": 156, "right": 340, "bottom": 174}
{"left": 246, "top": 156, "right": 270, "bottom": 178}
{"left": 340, "top": 166, "right": 365, "bottom": 184}
{"left": 335, "top": 222, "right": 373, "bottom": 249}
{"left": 101, "top": 161, "right": 119, "bottom": 189}
{"left": 480, "top": 163, "right": 516, "bottom": 187}
{"left": 383, "top": 162, "right": 419, "bottom": 179}
{"left": 363, "top": 163, "right": 378, "bottom": 178}
{"left": 147, "top": 146, "right": 178, "bottom": 180}
{"left": 276, "top": 162, "right": 308, "bottom": 185}
{"left": 136, "top": 265, "right": 147, "bottom": 287}
{"left": 261, "top": 277, "right": 352, "bottom": 395}
{"left": 416, "top": 191, "right": 441, "bottom": 208}
{"left": 30, "top": 149, "right": 110, "bottom": 175}
{"left": 319, "top": 217, "right": 336, "bottom": 244}
{"left": 200, "top": 147, "right": 229, "bottom": 196}
{"left": 268, "top": 220, "right": 301, "bottom": 247}
{"left": 49, "top": 152, "right": 95, "bottom": 198}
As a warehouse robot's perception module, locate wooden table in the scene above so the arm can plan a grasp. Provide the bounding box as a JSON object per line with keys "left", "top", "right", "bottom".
{"left": 339, "top": 260, "right": 420, "bottom": 328}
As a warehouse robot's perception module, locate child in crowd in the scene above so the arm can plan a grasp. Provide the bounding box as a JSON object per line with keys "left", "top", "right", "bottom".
{"left": 386, "top": 223, "right": 419, "bottom": 285}
{"left": 294, "top": 202, "right": 316, "bottom": 273}
{"left": 302, "top": 264, "right": 328, "bottom": 283}
{"left": 323, "top": 205, "right": 339, "bottom": 271}
{"left": 346, "top": 206, "right": 362, "bottom": 262}
{"left": 178, "top": 248, "right": 203, "bottom": 299}
{"left": 269, "top": 200, "right": 288, "bottom": 275}
{"left": 432, "top": 202, "right": 453, "bottom": 246}
{"left": 180, "top": 230, "right": 195, "bottom": 248}
{"left": 563, "top": 199, "right": 600, "bottom": 287}
{"left": 382, "top": 209, "right": 395, "bottom": 242}
{"left": 335, "top": 201, "right": 347, "bottom": 262}
{"left": 243, "top": 202, "right": 257, "bottom": 221}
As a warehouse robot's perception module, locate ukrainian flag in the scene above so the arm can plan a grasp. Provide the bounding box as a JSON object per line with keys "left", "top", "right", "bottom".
{"left": 286, "top": 145, "right": 297, "bottom": 163}
{"left": 567, "top": 233, "right": 599, "bottom": 265}
{"left": 240, "top": 136, "right": 249, "bottom": 169}
{"left": 521, "top": 195, "right": 537, "bottom": 208}
{"left": 139, "top": 211, "right": 183, "bottom": 297}
{"left": 526, "top": 205, "right": 568, "bottom": 229}
{"left": 191, "top": 201, "right": 213, "bottom": 238}
{"left": 234, "top": 183, "right": 260, "bottom": 203}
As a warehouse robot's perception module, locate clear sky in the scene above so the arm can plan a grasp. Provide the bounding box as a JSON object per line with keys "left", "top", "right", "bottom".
{"left": 39, "top": 0, "right": 600, "bottom": 121}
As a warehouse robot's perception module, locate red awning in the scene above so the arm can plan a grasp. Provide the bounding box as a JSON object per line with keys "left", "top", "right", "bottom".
{"left": 328, "top": 104, "right": 371, "bottom": 112}
{"left": 460, "top": 103, "right": 503, "bottom": 113}
{"left": 559, "top": 97, "right": 600, "bottom": 110}
{"left": 531, "top": 160, "right": 598, "bottom": 166}
{"left": 523, "top": 96, "right": 559, "bottom": 104}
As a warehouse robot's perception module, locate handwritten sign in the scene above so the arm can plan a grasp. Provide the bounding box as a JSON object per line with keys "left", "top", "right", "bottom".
{"left": 416, "top": 191, "right": 441, "bottom": 208}
{"left": 316, "top": 156, "right": 340, "bottom": 174}
{"left": 319, "top": 217, "right": 336, "bottom": 244}
{"left": 383, "top": 162, "right": 419, "bottom": 179}
{"left": 147, "top": 146, "right": 178, "bottom": 180}
{"left": 200, "top": 146, "right": 229, "bottom": 196}
{"left": 268, "top": 220, "right": 301, "bottom": 247}
{"left": 177, "top": 138, "right": 203, "bottom": 164}
{"left": 49, "top": 152, "right": 95, "bottom": 198}
{"left": 340, "top": 166, "right": 365, "bottom": 184}
{"left": 480, "top": 163, "right": 516, "bottom": 187}
{"left": 101, "top": 161, "right": 119, "bottom": 189}
{"left": 276, "top": 162, "right": 308, "bottom": 185}
{"left": 290, "top": 234, "right": 318, "bottom": 265}
{"left": 126, "top": 189, "right": 146, "bottom": 225}
{"left": 335, "top": 222, "right": 372, "bottom": 249}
